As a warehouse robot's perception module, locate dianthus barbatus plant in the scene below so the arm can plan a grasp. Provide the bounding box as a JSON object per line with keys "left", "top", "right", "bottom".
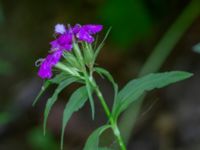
{"left": 34, "top": 23, "right": 193, "bottom": 150}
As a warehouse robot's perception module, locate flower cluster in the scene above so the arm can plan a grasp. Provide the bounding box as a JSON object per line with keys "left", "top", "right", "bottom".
{"left": 38, "top": 24, "right": 103, "bottom": 79}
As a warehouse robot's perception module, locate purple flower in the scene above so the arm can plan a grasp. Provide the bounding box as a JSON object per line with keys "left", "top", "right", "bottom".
{"left": 55, "top": 24, "right": 67, "bottom": 34}
{"left": 82, "top": 25, "right": 103, "bottom": 34}
{"left": 76, "top": 29, "right": 94, "bottom": 43}
{"left": 72, "top": 24, "right": 81, "bottom": 34}
{"left": 50, "top": 33, "right": 73, "bottom": 51}
{"left": 75, "top": 24, "right": 103, "bottom": 43}
{"left": 38, "top": 50, "right": 62, "bottom": 79}
{"left": 37, "top": 23, "right": 103, "bottom": 79}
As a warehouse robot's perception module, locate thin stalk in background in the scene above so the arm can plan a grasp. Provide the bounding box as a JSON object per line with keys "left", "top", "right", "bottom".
{"left": 119, "top": 0, "right": 200, "bottom": 144}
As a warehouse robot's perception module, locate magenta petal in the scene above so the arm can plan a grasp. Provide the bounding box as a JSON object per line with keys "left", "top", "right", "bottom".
{"left": 57, "top": 33, "right": 73, "bottom": 50}
{"left": 72, "top": 24, "right": 81, "bottom": 34}
{"left": 50, "top": 40, "right": 59, "bottom": 51}
{"left": 76, "top": 28, "right": 94, "bottom": 43}
{"left": 82, "top": 24, "right": 103, "bottom": 34}
{"left": 49, "top": 50, "right": 63, "bottom": 64}
{"left": 38, "top": 65, "right": 52, "bottom": 79}
{"left": 50, "top": 33, "right": 73, "bottom": 51}
{"left": 38, "top": 50, "right": 63, "bottom": 79}
{"left": 75, "top": 24, "right": 103, "bottom": 43}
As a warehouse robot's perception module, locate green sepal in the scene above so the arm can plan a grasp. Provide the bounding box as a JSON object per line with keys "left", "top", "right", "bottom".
{"left": 82, "top": 42, "right": 94, "bottom": 67}
{"left": 55, "top": 62, "right": 80, "bottom": 77}
{"left": 73, "top": 42, "right": 85, "bottom": 68}
{"left": 63, "top": 51, "right": 82, "bottom": 69}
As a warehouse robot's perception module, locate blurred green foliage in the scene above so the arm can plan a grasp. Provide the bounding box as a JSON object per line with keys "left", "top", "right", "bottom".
{"left": 0, "top": 59, "right": 13, "bottom": 75}
{"left": 100, "top": 0, "right": 152, "bottom": 47}
{"left": 0, "top": 112, "right": 11, "bottom": 125}
{"left": 193, "top": 43, "right": 200, "bottom": 53}
{"left": 27, "top": 127, "right": 58, "bottom": 150}
{"left": 0, "top": 1, "right": 4, "bottom": 25}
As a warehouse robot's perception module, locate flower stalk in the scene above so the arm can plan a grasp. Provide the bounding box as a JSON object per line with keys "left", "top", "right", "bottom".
{"left": 90, "top": 77, "right": 127, "bottom": 150}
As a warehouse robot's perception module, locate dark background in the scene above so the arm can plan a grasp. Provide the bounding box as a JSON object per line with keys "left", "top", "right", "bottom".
{"left": 0, "top": 0, "right": 200, "bottom": 150}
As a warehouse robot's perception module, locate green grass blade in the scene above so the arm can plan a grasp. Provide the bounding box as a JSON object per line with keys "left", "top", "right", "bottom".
{"left": 83, "top": 125, "right": 111, "bottom": 150}
{"left": 61, "top": 86, "right": 88, "bottom": 150}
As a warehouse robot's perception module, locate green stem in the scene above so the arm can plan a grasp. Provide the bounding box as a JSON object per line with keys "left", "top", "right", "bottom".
{"left": 94, "top": 82, "right": 126, "bottom": 150}
{"left": 119, "top": 0, "right": 200, "bottom": 144}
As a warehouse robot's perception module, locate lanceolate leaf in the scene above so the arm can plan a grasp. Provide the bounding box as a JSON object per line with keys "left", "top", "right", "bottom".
{"left": 43, "top": 77, "right": 78, "bottom": 135}
{"left": 95, "top": 67, "right": 118, "bottom": 102}
{"left": 33, "top": 81, "right": 50, "bottom": 106}
{"left": 32, "top": 73, "right": 70, "bottom": 106}
{"left": 50, "top": 73, "right": 71, "bottom": 84}
{"left": 112, "top": 71, "right": 193, "bottom": 119}
{"left": 61, "top": 86, "right": 89, "bottom": 150}
{"left": 83, "top": 125, "right": 111, "bottom": 150}
{"left": 85, "top": 78, "right": 95, "bottom": 119}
